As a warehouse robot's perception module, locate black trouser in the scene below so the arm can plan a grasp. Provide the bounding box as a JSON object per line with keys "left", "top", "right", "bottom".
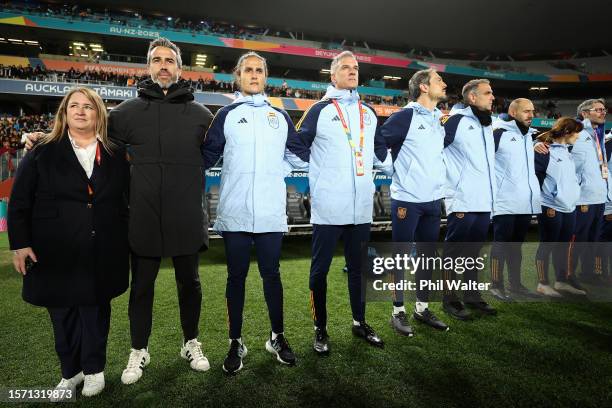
{"left": 309, "top": 223, "right": 370, "bottom": 328}
{"left": 443, "top": 212, "right": 490, "bottom": 302}
{"left": 601, "top": 214, "right": 612, "bottom": 277}
{"left": 128, "top": 253, "right": 201, "bottom": 349}
{"left": 391, "top": 199, "right": 441, "bottom": 305}
{"left": 535, "top": 207, "right": 576, "bottom": 284}
{"left": 570, "top": 204, "right": 604, "bottom": 278}
{"left": 223, "top": 232, "right": 284, "bottom": 339}
{"left": 48, "top": 304, "right": 111, "bottom": 379}
{"left": 490, "top": 214, "right": 532, "bottom": 289}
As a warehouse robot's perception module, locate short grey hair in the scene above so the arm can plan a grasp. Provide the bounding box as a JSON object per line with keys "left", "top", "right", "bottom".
{"left": 462, "top": 78, "right": 490, "bottom": 103}
{"left": 147, "top": 37, "right": 182, "bottom": 68}
{"left": 330, "top": 51, "right": 357, "bottom": 75}
{"left": 408, "top": 69, "right": 435, "bottom": 101}
{"left": 232, "top": 51, "right": 268, "bottom": 88}
{"left": 577, "top": 98, "right": 606, "bottom": 117}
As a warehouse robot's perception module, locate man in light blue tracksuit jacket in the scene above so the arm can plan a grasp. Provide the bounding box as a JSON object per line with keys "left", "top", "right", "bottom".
{"left": 601, "top": 135, "right": 612, "bottom": 283}
{"left": 202, "top": 52, "right": 300, "bottom": 374}
{"left": 570, "top": 99, "right": 608, "bottom": 286}
{"left": 489, "top": 99, "right": 541, "bottom": 301}
{"left": 380, "top": 69, "right": 449, "bottom": 335}
{"left": 286, "top": 51, "right": 392, "bottom": 355}
{"left": 441, "top": 79, "right": 497, "bottom": 321}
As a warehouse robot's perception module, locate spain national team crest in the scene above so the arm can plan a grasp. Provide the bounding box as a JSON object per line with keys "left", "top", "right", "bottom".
{"left": 362, "top": 109, "right": 372, "bottom": 126}
{"left": 580, "top": 205, "right": 589, "bottom": 213}
{"left": 547, "top": 208, "right": 556, "bottom": 218}
{"left": 397, "top": 207, "right": 407, "bottom": 220}
{"left": 267, "top": 112, "right": 279, "bottom": 129}
{"left": 455, "top": 212, "right": 465, "bottom": 219}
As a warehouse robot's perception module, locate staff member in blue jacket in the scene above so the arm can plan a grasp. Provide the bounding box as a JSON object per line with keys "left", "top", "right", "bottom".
{"left": 442, "top": 79, "right": 497, "bottom": 320}
{"left": 534, "top": 117, "right": 584, "bottom": 296}
{"left": 600, "top": 135, "right": 612, "bottom": 284}
{"left": 286, "top": 51, "right": 392, "bottom": 355}
{"left": 536, "top": 99, "right": 608, "bottom": 289}
{"left": 489, "top": 98, "right": 541, "bottom": 301}
{"left": 202, "top": 52, "right": 299, "bottom": 374}
{"left": 380, "top": 69, "right": 449, "bottom": 334}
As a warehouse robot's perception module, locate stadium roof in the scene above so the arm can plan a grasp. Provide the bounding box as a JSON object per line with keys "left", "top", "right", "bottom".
{"left": 77, "top": 0, "right": 610, "bottom": 58}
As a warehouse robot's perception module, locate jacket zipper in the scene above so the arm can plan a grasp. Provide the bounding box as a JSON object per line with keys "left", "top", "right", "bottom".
{"left": 345, "top": 104, "right": 357, "bottom": 224}
{"left": 481, "top": 124, "right": 494, "bottom": 213}
{"left": 252, "top": 107, "right": 256, "bottom": 231}
{"left": 524, "top": 134, "right": 534, "bottom": 214}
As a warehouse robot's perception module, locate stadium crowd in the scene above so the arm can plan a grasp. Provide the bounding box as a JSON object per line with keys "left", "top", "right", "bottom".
{"left": 4, "top": 1, "right": 266, "bottom": 40}
{"left": 0, "top": 64, "right": 411, "bottom": 106}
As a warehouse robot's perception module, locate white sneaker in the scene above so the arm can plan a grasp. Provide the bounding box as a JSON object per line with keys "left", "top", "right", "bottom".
{"left": 180, "top": 338, "right": 210, "bottom": 372}
{"left": 82, "top": 372, "right": 105, "bottom": 397}
{"left": 554, "top": 281, "right": 586, "bottom": 295}
{"left": 49, "top": 371, "right": 84, "bottom": 402}
{"left": 121, "top": 348, "right": 150, "bottom": 385}
{"left": 537, "top": 283, "right": 562, "bottom": 298}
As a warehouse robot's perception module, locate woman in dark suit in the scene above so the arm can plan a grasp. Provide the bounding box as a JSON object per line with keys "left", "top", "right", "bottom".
{"left": 8, "top": 87, "right": 129, "bottom": 400}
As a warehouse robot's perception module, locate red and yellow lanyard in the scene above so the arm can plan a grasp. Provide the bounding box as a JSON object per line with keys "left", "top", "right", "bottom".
{"left": 331, "top": 99, "right": 364, "bottom": 154}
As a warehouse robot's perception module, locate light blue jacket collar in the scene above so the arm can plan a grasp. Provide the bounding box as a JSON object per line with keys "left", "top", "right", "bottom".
{"left": 493, "top": 117, "right": 537, "bottom": 137}
{"left": 233, "top": 92, "right": 269, "bottom": 107}
{"left": 406, "top": 101, "right": 442, "bottom": 119}
{"left": 323, "top": 85, "right": 360, "bottom": 104}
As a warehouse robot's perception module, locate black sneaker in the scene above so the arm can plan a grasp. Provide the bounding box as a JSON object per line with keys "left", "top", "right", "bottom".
{"left": 465, "top": 300, "right": 498, "bottom": 316}
{"left": 313, "top": 327, "right": 330, "bottom": 355}
{"left": 222, "top": 339, "right": 247, "bottom": 374}
{"left": 389, "top": 311, "right": 414, "bottom": 336}
{"left": 413, "top": 308, "right": 449, "bottom": 331}
{"left": 489, "top": 287, "right": 513, "bottom": 302}
{"left": 508, "top": 283, "right": 540, "bottom": 298}
{"left": 442, "top": 299, "right": 472, "bottom": 321}
{"left": 265, "top": 333, "right": 296, "bottom": 366}
{"left": 352, "top": 321, "right": 384, "bottom": 348}
{"left": 567, "top": 276, "right": 586, "bottom": 291}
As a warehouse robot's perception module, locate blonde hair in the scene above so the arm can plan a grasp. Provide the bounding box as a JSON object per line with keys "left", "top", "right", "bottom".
{"left": 41, "top": 87, "right": 113, "bottom": 152}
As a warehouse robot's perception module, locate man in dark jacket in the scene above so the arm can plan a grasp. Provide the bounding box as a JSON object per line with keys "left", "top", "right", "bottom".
{"left": 111, "top": 38, "right": 214, "bottom": 384}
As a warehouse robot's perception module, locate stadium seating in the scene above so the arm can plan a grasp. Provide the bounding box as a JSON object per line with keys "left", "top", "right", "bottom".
{"left": 286, "top": 185, "right": 309, "bottom": 224}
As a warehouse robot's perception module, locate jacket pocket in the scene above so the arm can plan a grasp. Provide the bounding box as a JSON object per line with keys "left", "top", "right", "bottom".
{"left": 32, "top": 207, "right": 59, "bottom": 219}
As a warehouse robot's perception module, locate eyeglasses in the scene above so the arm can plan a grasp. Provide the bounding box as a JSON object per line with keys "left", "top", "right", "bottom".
{"left": 586, "top": 108, "right": 608, "bottom": 113}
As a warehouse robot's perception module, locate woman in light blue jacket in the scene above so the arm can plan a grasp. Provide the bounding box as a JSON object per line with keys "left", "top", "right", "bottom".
{"left": 202, "top": 52, "right": 301, "bottom": 374}
{"left": 534, "top": 117, "right": 584, "bottom": 297}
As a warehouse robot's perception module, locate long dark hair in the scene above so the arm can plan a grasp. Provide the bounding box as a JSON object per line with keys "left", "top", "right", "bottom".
{"left": 536, "top": 117, "right": 584, "bottom": 144}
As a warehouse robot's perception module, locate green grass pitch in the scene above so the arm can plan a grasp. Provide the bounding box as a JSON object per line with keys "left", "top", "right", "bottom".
{"left": 0, "top": 231, "right": 611, "bottom": 407}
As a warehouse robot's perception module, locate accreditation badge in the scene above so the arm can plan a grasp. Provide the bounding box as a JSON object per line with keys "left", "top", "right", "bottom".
{"left": 601, "top": 165, "right": 608, "bottom": 180}
{"left": 355, "top": 152, "right": 365, "bottom": 176}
